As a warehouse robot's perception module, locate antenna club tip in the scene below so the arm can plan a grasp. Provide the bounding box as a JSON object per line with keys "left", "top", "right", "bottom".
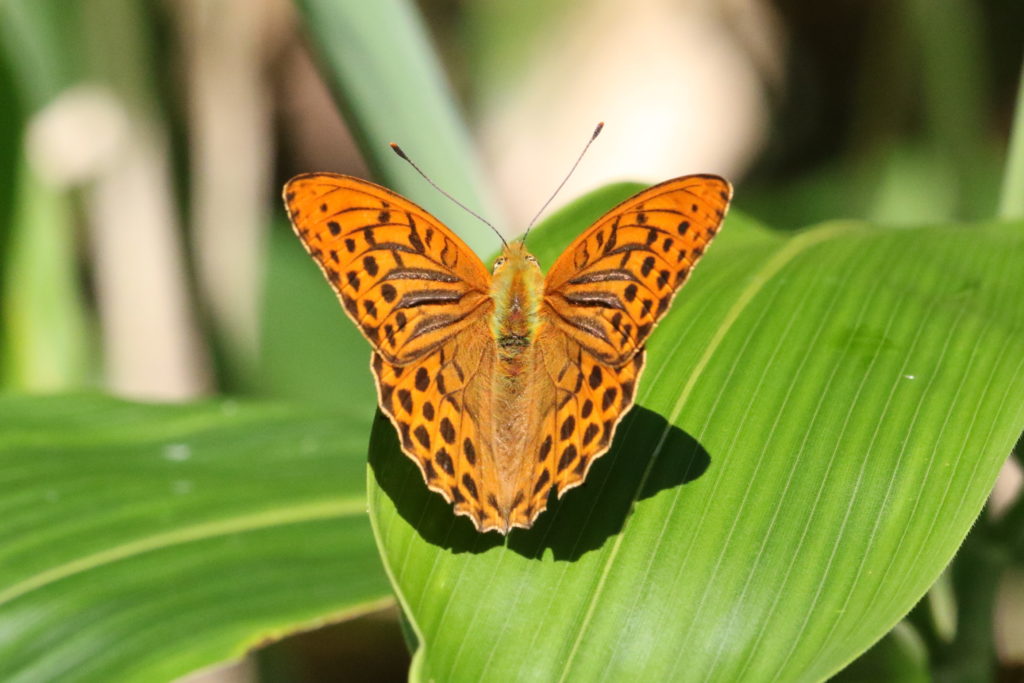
{"left": 593, "top": 121, "right": 605, "bottom": 138}
{"left": 389, "top": 143, "right": 409, "bottom": 160}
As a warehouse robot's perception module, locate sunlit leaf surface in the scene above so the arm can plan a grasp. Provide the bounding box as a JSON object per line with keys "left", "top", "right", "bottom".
{"left": 368, "top": 184, "right": 1024, "bottom": 681}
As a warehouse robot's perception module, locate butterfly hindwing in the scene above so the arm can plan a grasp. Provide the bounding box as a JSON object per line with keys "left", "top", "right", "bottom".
{"left": 284, "top": 173, "right": 493, "bottom": 364}
{"left": 543, "top": 175, "right": 732, "bottom": 365}
{"left": 525, "top": 331, "right": 645, "bottom": 517}
{"left": 371, "top": 320, "right": 510, "bottom": 533}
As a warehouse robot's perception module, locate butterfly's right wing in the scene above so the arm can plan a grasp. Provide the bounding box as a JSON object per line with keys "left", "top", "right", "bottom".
{"left": 543, "top": 175, "right": 731, "bottom": 366}
{"left": 284, "top": 173, "right": 493, "bottom": 364}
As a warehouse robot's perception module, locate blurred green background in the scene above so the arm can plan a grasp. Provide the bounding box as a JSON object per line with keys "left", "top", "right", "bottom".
{"left": 0, "top": 0, "right": 1021, "bottom": 681}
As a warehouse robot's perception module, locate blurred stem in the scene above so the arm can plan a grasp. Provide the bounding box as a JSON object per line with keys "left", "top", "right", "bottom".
{"left": 993, "top": 480, "right": 1024, "bottom": 556}
{"left": 293, "top": 0, "right": 503, "bottom": 257}
{"left": 0, "top": 51, "right": 22, "bottom": 378}
{"left": 998, "top": 57, "right": 1024, "bottom": 220}
{"left": 1, "top": 161, "right": 91, "bottom": 390}
{"left": 76, "top": 0, "right": 211, "bottom": 399}
{"left": 927, "top": 567, "right": 958, "bottom": 643}
{"left": 932, "top": 525, "right": 1007, "bottom": 683}
{"left": 930, "top": 478, "right": 1024, "bottom": 680}
{"left": 905, "top": 0, "right": 992, "bottom": 220}
{"left": 175, "top": 0, "right": 278, "bottom": 381}
{"left": 0, "top": 1, "right": 92, "bottom": 390}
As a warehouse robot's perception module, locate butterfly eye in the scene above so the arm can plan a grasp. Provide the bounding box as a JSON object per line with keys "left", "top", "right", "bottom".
{"left": 525, "top": 254, "right": 538, "bottom": 264}
{"left": 494, "top": 257, "right": 507, "bottom": 269}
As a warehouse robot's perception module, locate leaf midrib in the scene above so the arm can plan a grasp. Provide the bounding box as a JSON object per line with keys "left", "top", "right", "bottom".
{"left": 0, "top": 498, "right": 365, "bottom": 606}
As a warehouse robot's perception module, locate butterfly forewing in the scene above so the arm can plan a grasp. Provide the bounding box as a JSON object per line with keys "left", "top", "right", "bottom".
{"left": 284, "top": 173, "right": 492, "bottom": 364}
{"left": 543, "top": 175, "right": 732, "bottom": 365}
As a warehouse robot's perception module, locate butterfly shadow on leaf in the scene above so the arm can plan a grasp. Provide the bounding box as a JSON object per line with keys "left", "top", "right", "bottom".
{"left": 368, "top": 404, "right": 711, "bottom": 561}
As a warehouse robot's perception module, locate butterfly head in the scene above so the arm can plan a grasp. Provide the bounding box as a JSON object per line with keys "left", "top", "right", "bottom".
{"left": 492, "top": 240, "right": 541, "bottom": 276}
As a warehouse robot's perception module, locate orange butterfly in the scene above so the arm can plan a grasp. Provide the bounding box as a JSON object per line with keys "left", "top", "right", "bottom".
{"left": 284, "top": 168, "right": 731, "bottom": 534}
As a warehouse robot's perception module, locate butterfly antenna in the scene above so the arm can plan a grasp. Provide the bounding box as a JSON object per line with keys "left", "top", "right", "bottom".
{"left": 390, "top": 143, "right": 508, "bottom": 248}
{"left": 523, "top": 121, "right": 604, "bottom": 242}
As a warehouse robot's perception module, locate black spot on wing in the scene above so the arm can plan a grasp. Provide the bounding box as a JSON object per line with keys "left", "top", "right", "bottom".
{"left": 436, "top": 448, "right": 454, "bottom": 475}
{"left": 440, "top": 417, "right": 456, "bottom": 444}
{"left": 557, "top": 445, "right": 578, "bottom": 472}
{"left": 534, "top": 469, "right": 551, "bottom": 493}
{"left": 560, "top": 415, "right": 576, "bottom": 440}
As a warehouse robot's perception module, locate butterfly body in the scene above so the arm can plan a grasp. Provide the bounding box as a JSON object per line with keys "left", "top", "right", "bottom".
{"left": 284, "top": 172, "right": 731, "bottom": 534}
{"left": 447, "top": 241, "right": 547, "bottom": 522}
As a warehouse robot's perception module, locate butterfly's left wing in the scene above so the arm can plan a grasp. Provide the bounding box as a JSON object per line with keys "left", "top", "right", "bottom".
{"left": 543, "top": 175, "right": 732, "bottom": 366}
{"left": 285, "top": 173, "right": 509, "bottom": 532}
{"left": 284, "top": 173, "right": 493, "bottom": 364}
{"left": 371, "top": 320, "right": 512, "bottom": 533}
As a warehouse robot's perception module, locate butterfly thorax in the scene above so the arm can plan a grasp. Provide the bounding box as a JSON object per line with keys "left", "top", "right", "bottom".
{"left": 489, "top": 242, "right": 544, "bottom": 361}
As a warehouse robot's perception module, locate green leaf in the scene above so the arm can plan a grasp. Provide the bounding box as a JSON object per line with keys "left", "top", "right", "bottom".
{"left": 256, "top": 223, "right": 377, "bottom": 413}
{"left": 0, "top": 395, "right": 389, "bottom": 682}
{"left": 368, "top": 184, "right": 1024, "bottom": 680}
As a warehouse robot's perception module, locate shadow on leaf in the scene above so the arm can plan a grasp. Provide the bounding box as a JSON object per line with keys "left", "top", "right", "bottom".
{"left": 369, "top": 404, "right": 710, "bottom": 560}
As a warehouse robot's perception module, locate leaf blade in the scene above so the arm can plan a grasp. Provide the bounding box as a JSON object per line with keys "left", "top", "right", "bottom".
{"left": 0, "top": 395, "right": 389, "bottom": 682}
{"left": 368, "top": 184, "right": 1024, "bottom": 680}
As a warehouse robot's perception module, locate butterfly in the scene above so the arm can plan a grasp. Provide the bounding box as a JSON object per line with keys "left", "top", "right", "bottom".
{"left": 283, "top": 171, "right": 731, "bottom": 534}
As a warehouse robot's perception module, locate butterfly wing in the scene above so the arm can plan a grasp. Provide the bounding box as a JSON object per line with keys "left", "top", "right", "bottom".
{"left": 543, "top": 175, "right": 732, "bottom": 366}
{"left": 284, "top": 173, "right": 493, "bottom": 364}
{"left": 516, "top": 331, "right": 645, "bottom": 523}
{"left": 372, "top": 318, "right": 514, "bottom": 533}
{"left": 527, "top": 175, "right": 731, "bottom": 505}
{"left": 285, "top": 173, "right": 508, "bottom": 531}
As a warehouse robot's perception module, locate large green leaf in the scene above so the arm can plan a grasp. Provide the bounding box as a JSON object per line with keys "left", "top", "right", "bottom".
{"left": 0, "top": 395, "right": 389, "bottom": 682}
{"left": 368, "top": 184, "right": 1024, "bottom": 680}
